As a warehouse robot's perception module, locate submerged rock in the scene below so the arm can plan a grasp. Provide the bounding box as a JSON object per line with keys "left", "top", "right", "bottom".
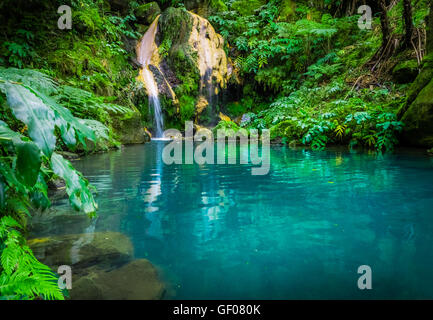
{"left": 29, "top": 213, "right": 93, "bottom": 238}
{"left": 70, "top": 259, "right": 166, "bottom": 300}
{"left": 28, "top": 231, "right": 134, "bottom": 272}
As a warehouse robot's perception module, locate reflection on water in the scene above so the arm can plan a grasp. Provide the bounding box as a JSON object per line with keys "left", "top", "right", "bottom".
{"left": 46, "top": 143, "right": 433, "bottom": 299}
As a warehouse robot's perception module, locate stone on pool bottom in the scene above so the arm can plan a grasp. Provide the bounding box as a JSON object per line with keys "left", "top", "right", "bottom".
{"left": 28, "top": 231, "right": 166, "bottom": 300}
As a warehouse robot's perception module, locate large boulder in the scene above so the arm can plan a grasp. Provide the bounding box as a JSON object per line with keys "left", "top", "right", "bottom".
{"left": 70, "top": 259, "right": 166, "bottom": 300}
{"left": 110, "top": 109, "right": 150, "bottom": 144}
{"left": 28, "top": 232, "right": 134, "bottom": 272}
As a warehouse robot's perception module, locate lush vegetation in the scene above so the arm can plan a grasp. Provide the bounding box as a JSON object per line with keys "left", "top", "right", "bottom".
{"left": 0, "top": 0, "right": 141, "bottom": 299}
{"left": 208, "top": 0, "right": 429, "bottom": 151}
{"left": 0, "top": 0, "right": 431, "bottom": 299}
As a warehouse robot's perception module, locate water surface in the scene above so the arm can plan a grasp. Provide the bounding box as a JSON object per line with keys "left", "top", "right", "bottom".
{"left": 45, "top": 143, "right": 433, "bottom": 299}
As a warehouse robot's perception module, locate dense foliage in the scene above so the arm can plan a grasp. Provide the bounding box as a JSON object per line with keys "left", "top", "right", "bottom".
{"left": 207, "top": 0, "right": 430, "bottom": 151}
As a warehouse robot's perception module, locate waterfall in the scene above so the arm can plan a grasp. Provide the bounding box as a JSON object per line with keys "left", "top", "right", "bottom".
{"left": 137, "top": 17, "right": 164, "bottom": 138}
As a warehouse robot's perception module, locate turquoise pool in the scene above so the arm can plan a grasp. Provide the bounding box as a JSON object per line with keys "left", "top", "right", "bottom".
{"left": 48, "top": 142, "right": 433, "bottom": 299}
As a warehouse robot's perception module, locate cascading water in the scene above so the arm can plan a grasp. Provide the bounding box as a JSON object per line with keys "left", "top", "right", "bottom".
{"left": 137, "top": 17, "right": 164, "bottom": 138}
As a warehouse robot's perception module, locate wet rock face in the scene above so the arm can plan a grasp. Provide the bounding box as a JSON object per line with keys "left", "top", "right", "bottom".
{"left": 427, "top": 2, "right": 433, "bottom": 54}
{"left": 70, "top": 259, "right": 166, "bottom": 300}
{"left": 137, "top": 7, "right": 229, "bottom": 126}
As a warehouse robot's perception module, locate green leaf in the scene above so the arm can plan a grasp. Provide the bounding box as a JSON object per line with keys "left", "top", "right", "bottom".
{"left": 0, "top": 82, "right": 56, "bottom": 157}
{"left": 28, "top": 88, "right": 96, "bottom": 147}
{"left": 50, "top": 153, "right": 97, "bottom": 215}
{"left": 0, "top": 120, "right": 22, "bottom": 144}
{"left": 15, "top": 142, "right": 41, "bottom": 188}
{"left": 0, "top": 175, "right": 6, "bottom": 210}
{"left": 0, "top": 160, "right": 26, "bottom": 194}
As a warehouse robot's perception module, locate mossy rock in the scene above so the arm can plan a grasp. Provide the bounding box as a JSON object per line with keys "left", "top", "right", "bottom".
{"left": 28, "top": 232, "right": 134, "bottom": 272}
{"left": 155, "top": 7, "right": 201, "bottom": 126}
{"left": 401, "top": 79, "right": 433, "bottom": 148}
{"left": 157, "top": 7, "right": 193, "bottom": 46}
{"left": 398, "top": 54, "right": 433, "bottom": 119}
{"left": 270, "top": 119, "right": 302, "bottom": 141}
{"left": 70, "top": 259, "right": 166, "bottom": 300}
{"left": 109, "top": 110, "right": 149, "bottom": 145}
{"left": 157, "top": 7, "right": 196, "bottom": 74}
{"left": 392, "top": 60, "right": 419, "bottom": 84}
{"left": 135, "top": 2, "right": 161, "bottom": 25}
{"left": 231, "top": 0, "right": 266, "bottom": 15}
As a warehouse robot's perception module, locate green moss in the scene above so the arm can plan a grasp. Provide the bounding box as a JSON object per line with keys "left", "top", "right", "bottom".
{"left": 231, "top": 0, "right": 266, "bottom": 16}
{"left": 269, "top": 119, "right": 302, "bottom": 141}
{"left": 158, "top": 7, "right": 193, "bottom": 47}
{"left": 401, "top": 79, "right": 433, "bottom": 147}
{"left": 157, "top": 7, "right": 201, "bottom": 126}
{"left": 210, "top": 0, "right": 228, "bottom": 12}
{"left": 398, "top": 54, "right": 433, "bottom": 118}
{"left": 392, "top": 60, "right": 419, "bottom": 84}
{"left": 135, "top": 2, "right": 161, "bottom": 25}
{"left": 179, "top": 95, "right": 196, "bottom": 123}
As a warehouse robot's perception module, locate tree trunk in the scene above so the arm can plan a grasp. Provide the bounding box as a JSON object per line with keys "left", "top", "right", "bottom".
{"left": 403, "top": 0, "right": 414, "bottom": 48}
{"left": 379, "top": 0, "right": 391, "bottom": 53}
